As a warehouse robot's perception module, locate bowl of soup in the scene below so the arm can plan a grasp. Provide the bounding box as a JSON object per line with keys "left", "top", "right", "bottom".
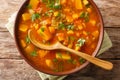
{"left": 14, "top": 0, "right": 104, "bottom": 75}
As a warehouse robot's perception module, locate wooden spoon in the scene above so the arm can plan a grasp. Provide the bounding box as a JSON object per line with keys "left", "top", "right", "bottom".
{"left": 28, "top": 30, "right": 113, "bottom": 70}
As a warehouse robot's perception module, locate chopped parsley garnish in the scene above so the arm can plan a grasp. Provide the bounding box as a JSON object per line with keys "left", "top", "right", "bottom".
{"left": 58, "top": 22, "right": 66, "bottom": 30}
{"left": 79, "top": 58, "right": 86, "bottom": 64}
{"left": 40, "top": 27, "right": 45, "bottom": 32}
{"left": 67, "top": 24, "right": 74, "bottom": 30}
{"left": 53, "top": 58, "right": 58, "bottom": 62}
{"left": 56, "top": 52, "right": 62, "bottom": 58}
{"left": 68, "top": 59, "right": 76, "bottom": 65}
{"left": 25, "top": 35, "right": 30, "bottom": 44}
{"left": 79, "top": 11, "right": 90, "bottom": 22}
{"left": 30, "top": 50, "right": 37, "bottom": 57}
{"left": 76, "top": 38, "right": 86, "bottom": 47}
{"left": 31, "top": 13, "right": 41, "bottom": 21}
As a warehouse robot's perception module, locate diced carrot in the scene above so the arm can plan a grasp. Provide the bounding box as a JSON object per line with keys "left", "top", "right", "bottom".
{"left": 46, "top": 59, "right": 54, "bottom": 69}
{"left": 37, "top": 50, "right": 48, "bottom": 58}
{"left": 49, "top": 27, "right": 55, "bottom": 34}
{"left": 75, "top": 0, "right": 83, "bottom": 10}
{"left": 37, "top": 26, "right": 52, "bottom": 41}
{"left": 22, "top": 13, "right": 31, "bottom": 21}
{"left": 19, "top": 24, "right": 28, "bottom": 32}
{"left": 29, "top": 0, "right": 40, "bottom": 9}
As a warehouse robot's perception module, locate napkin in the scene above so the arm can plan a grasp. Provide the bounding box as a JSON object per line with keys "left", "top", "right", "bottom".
{"left": 5, "top": 12, "right": 112, "bottom": 80}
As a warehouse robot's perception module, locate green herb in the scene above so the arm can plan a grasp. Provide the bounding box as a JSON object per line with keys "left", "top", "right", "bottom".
{"left": 44, "top": 10, "right": 53, "bottom": 17}
{"left": 53, "top": 58, "right": 58, "bottom": 62}
{"left": 26, "top": 4, "right": 32, "bottom": 9}
{"left": 80, "top": 12, "right": 86, "bottom": 18}
{"left": 79, "top": 12, "right": 90, "bottom": 22}
{"left": 68, "top": 59, "right": 76, "bottom": 64}
{"left": 48, "top": 10, "right": 54, "bottom": 13}
{"left": 54, "top": 4, "right": 61, "bottom": 9}
{"left": 76, "top": 38, "right": 86, "bottom": 47}
{"left": 40, "top": 27, "right": 45, "bottom": 32}
{"left": 25, "top": 35, "right": 30, "bottom": 44}
{"left": 68, "top": 36, "right": 75, "bottom": 41}
{"left": 30, "top": 50, "right": 37, "bottom": 57}
{"left": 56, "top": 52, "right": 62, "bottom": 58}
{"left": 31, "top": 13, "right": 41, "bottom": 21}
{"left": 84, "top": 12, "right": 89, "bottom": 22}
{"left": 79, "top": 58, "right": 86, "bottom": 64}
{"left": 67, "top": 25, "right": 74, "bottom": 30}
{"left": 58, "top": 22, "right": 66, "bottom": 30}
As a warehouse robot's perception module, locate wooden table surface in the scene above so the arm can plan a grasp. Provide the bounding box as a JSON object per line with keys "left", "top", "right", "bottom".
{"left": 0, "top": 0, "right": 120, "bottom": 80}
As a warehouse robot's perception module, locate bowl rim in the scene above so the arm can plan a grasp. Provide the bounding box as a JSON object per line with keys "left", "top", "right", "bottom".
{"left": 14, "top": 0, "right": 104, "bottom": 76}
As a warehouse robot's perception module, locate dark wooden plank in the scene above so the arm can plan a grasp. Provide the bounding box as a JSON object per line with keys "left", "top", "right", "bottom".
{"left": 0, "top": 31, "right": 21, "bottom": 59}
{"left": 98, "top": 28, "right": 120, "bottom": 59}
{"left": 0, "top": 59, "right": 41, "bottom": 80}
{"left": 64, "top": 60, "right": 120, "bottom": 80}
{"left": 93, "top": 0, "right": 120, "bottom": 27}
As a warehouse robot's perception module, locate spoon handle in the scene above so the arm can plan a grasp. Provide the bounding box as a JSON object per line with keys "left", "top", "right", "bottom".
{"left": 59, "top": 44, "right": 113, "bottom": 70}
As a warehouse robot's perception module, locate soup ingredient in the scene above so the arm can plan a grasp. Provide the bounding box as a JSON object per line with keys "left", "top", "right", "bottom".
{"left": 75, "top": 0, "right": 83, "bottom": 10}
{"left": 19, "top": 24, "right": 28, "bottom": 32}
{"left": 29, "top": 0, "right": 39, "bottom": 9}
{"left": 30, "top": 50, "right": 37, "bottom": 57}
{"left": 22, "top": 13, "right": 31, "bottom": 21}
{"left": 31, "top": 13, "right": 41, "bottom": 21}
{"left": 37, "top": 26, "right": 52, "bottom": 41}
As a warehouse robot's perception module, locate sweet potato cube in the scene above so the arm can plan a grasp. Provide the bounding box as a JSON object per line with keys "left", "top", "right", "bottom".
{"left": 46, "top": 59, "right": 54, "bottom": 69}
{"left": 57, "top": 33, "right": 65, "bottom": 42}
{"left": 19, "top": 24, "right": 28, "bottom": 32}
{"left": 20, "top": 40, "right": 26, "bottom": 48}
{"left": 56, "top": 53, "right": 71, "bottom": 60}
{"left": 92, "top": 30, "right": 99, "bottom": 39}
{"left": 37, "top": 50, "right": 48, "bottom": 58}
{"left": 22, "top": 13, "right": 31, "bottom": 21}
{"left": 49, "top": 27, "right": 55, "bottom": 34}
{"left": 25, "top": 44, "right": 34, "bottom": 53}
{"left": 75, "top": 0, "right": 83, "bottom": 10}
{"left": 29, "top": 0, "right": 40, "bottom": 9}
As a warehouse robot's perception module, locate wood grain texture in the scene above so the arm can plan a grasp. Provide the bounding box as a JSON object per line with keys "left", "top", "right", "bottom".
{"left": 0, "top": 59, "right": 40, "bottom": 80}
{"left": 94, "top": 0, "right": 120, "bottom": 27}
{"left": 64, "top": 60, "right": 120, "bottom": 80}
